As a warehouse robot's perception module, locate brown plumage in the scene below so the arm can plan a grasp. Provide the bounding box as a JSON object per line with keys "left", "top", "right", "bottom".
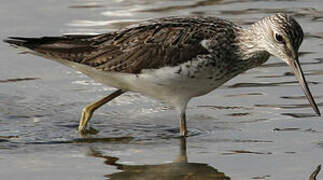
{"left": 5, "top": 16, "right": 237, "bottom": 74}
{"left": 4, "top": 13, "right": 320, "bottom": 136}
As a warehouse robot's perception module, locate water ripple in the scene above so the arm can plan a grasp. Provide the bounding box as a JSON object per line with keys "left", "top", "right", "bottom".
{"left": 0, "top": 77, "right": 39, "bottom": 83}
{"left": 255, "top": 102, "right": 323, "bottom": 109}
{"left": 222, "top": 150, "right": 272, "bottom": 155}
{"left": 226, "top": 81, "right": 319, "bottom": 88}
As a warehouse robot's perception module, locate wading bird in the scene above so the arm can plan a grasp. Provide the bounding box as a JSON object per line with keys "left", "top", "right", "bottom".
{"left": 4, "top": 13, "right": 320, "bottom": 136}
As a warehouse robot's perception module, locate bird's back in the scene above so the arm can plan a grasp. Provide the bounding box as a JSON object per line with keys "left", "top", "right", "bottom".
{"left": 5, "top": 16, "right": 241, "bottom": 74}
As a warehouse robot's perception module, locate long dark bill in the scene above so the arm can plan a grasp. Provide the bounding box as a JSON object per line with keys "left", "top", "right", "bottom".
{"left": 290, "top": 58, "right": 321, "bottom": 116}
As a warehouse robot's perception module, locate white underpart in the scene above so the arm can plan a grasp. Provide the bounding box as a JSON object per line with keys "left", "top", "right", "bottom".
{"left": 20, "top": 41, "right": 230, "bottom": 113}
{"left": 37, "top": 53, "right": 225, "bottom": 111}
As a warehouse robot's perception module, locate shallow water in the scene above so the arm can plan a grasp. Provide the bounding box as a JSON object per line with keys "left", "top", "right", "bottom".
{"left": 1, "top": 0, "right": 323, "bottom": 179}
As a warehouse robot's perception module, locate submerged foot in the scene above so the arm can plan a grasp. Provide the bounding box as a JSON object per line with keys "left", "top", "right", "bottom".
{"left": 79, "top": 126, "right": 99, "bottom": 137}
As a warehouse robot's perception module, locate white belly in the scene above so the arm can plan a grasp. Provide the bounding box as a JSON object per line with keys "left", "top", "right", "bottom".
{"left": 55, "top": 56, "right": 232, "bottom": 107}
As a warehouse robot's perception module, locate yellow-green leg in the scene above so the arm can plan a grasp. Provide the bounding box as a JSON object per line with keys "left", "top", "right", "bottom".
{"left": 78, "top": 89, "right": 125, "bottom": 134}
{"left": 177, "top": 101, "right": 189, "bottom": 137}
{"left": 179, "top": 111, "right": 187, "bottom": 137}
{"left": 175, "top": 136, "right": 187, "bottom": 163}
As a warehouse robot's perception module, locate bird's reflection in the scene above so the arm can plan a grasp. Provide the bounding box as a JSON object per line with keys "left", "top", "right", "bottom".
{"left": 88, "top": 137, "right": 230, "bottom": 180}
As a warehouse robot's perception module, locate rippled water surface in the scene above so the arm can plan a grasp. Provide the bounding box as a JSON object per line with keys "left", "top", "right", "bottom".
{"left": 1, "top": 0, "right": 323, "bottom": 179}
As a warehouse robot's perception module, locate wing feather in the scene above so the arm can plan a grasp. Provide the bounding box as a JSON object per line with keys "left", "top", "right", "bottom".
{"left": 4, "top": 16, "right": 238, "bottom": 74}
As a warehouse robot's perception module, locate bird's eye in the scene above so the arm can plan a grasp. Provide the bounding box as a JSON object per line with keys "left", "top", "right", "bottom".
{"left": 275, "top": 33, "right": 284, "bottom": 43}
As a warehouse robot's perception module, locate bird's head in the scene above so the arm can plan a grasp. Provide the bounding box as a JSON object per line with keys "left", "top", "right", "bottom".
{"left": 252, "top": 13, "right": 320, "bottom": 116}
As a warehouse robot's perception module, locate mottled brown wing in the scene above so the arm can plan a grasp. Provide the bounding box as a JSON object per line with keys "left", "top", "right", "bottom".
{"left": 5, "top": 17, "right": 225, "bottom": 74}
{"left": 81, "top": 23, "right": 216, "bottom": 73}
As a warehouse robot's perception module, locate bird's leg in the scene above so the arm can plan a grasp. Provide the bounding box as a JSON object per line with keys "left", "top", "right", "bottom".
{"left": 175, "top": 136, "right": 188, "bottom": 163}
{"left": 179, "top": 111, "right": 187, "bottom": 136}
{"left": 177, "top": 100, "right": 189, "bottom": 137}
{"left": 78, "top": 89, "right": 125, "bottom": 134}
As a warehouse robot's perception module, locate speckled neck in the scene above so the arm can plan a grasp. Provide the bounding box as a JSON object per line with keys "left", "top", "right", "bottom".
{"left": 235, "top": 26, "right": 271, "bottom": 68}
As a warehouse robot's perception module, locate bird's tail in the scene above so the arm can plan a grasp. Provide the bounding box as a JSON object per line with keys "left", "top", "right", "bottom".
{"left": 3, "top": 35, "right": 102, "bottom": 62}
{"left": 3, "top": 35, "right": 132, "bottom": 90}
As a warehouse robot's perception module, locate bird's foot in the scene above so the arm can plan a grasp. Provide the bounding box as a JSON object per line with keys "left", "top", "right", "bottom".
{"left": 78, "top": 107, "right": 97, "bottom": 134}
{"left": 79, "top": 126, "right": 99, "bottom": 137}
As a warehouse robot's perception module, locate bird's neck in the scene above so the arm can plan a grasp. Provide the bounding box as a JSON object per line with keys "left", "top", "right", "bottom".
{"left": 235, "top": 27, "right": 270, "bottom": 67}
